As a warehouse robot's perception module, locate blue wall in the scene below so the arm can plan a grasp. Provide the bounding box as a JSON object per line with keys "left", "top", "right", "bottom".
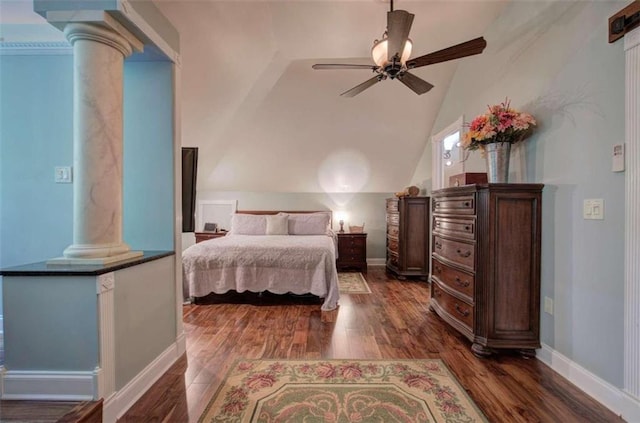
{"left": 423, "top": 1, "right": 626, "bottom": 387}
{"left": 0, "top": 54, "right": 175, "bottom": 320}
{"left": 123, "top": 61, "right": 175, "bottom": 251}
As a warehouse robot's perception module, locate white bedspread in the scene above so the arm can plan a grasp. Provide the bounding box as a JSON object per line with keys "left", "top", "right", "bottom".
{"left": 182, "top": 234, "right": 340, "bottom": 311}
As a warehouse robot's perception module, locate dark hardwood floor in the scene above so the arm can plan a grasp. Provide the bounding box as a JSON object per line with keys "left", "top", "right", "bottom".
{"left": 120, "top": 267, "right": 623, "bottom": 422}
{"left": 0, "top": 267, "right": 624, "bottom": 422}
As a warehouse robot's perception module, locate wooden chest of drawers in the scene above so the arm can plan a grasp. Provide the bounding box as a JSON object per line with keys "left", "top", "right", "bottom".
{"left": 430, "top": 184, "right": 543, "bottom": 357}
{"left": 386, "top": 196, "right": 430, "bottom": 279}
{"left": 337, "top": 233, "right": 367, "bottom": 272}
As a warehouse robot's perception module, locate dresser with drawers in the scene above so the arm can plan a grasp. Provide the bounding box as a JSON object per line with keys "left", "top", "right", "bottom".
{"left": 386, "top": 196, "right": 430, "bottom": 280}
{"left": 430, "top": 184, "right": 543, "bottom": 357}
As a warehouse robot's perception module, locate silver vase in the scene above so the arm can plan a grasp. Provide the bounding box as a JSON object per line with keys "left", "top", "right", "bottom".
{"left": 485, "top": 142, "right": 511, "bottom": 183}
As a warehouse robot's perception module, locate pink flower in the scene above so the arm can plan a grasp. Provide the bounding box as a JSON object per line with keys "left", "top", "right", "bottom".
{"left": 245, "top": 373, "right": 277, "bottom": 391}
{"left": 315, "top": 363, "right": 337, "bottom": 379}
{"left": 226, "top": 387, "right": 247, "bottom": 402}
{"left": 364, "top": 363, "right": 379, "bottom": 374}
{"left": 237, "top": 362, "right": 254, "bottom": 371}
{"left": 463, "top": 98, "right": 536, "bottom": 151}
{"left": 222, "top": 400, "right": 245, "bottom": 414}
{"left": 435, "top": 387, "right": 456, "bottom": 401}
{"left": 393, "top": 364, "right": 409, "bottom": 372}
{"left": 440, "top": 401, "right": 463, "bottom": 415}
{"left": 339, "top": 363, "right": 363, "bottom": 379}
{"left": 404, "top": 374, "right": 436, "bottom": 391}
{"left": 423, "top": 362, "right": 441, "bottom": 372}
{"left": 268, "top": 362, "right": 285, "bottom": 373}
{"left": 299, "top": 364, "right": 313, "bottom": 374}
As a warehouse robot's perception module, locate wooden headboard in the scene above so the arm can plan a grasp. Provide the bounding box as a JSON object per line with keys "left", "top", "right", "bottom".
{"left": 236, "top": 210, "right": 333, "bottom": 227}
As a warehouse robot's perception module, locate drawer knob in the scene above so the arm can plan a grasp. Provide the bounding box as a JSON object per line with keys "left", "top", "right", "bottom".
{"left": 456, "top": 249, "right": 471, "bottom": 258}
{"left": 463, "top": 201, "right": 471, "bottom": 207}
{"left": 435, "top": 242, "right": 442, "bottom": 250}
{"left": 455, "top": 304, "right": 470, "bottom": 317}
{"left": 455, "top": 277, "right": 470, "bottom": 288}
{"left": 464, "top": 225, "right": 471, "bottom": 231}
{"left": 434, "top": 288, "right": 442, "bottom": 298}
{"left": 434, "top": 265, "right": 442, "bottom": 274}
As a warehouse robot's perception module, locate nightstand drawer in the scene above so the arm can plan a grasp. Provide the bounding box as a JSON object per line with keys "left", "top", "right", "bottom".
{"left": 195, "top": 232, "right": 226, "bottom": 243}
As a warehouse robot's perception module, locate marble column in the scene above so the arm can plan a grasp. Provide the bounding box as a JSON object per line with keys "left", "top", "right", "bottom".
{"left": 60, "top": 22, "right": 142, "bottom": 262}
{"left": 624, "top": 25, "right": 640, "bottom": 400}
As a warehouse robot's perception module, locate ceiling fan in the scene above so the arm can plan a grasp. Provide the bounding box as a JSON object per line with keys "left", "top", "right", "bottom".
{"left": 312, "top": 0, "right": 487, "bottom": 97}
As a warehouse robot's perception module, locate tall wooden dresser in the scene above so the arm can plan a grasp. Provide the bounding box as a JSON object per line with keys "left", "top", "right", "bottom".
{"left": 430, "top": 184, "right": 543, "bottom": 357}
{"left": 386, "top": 196, "right": 430, "bottom": 280}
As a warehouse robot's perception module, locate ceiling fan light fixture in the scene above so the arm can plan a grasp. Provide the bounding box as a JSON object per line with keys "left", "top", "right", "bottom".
{"left": 371, "top": 37, "right": 413, "bottom": 67}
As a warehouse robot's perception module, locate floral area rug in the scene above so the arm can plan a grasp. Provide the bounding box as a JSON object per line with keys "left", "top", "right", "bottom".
{"left": 198, "top": 359, "right": 487, "bottom": 422}
{"left": 337, "top": 272, "right": 371, "bottom": 294}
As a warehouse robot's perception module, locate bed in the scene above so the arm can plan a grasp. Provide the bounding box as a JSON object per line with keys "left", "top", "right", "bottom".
{"left": 182, "top": 211, "right": 340, "bottom": 311}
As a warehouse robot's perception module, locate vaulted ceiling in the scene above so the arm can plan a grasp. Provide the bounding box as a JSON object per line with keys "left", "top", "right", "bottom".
{"left": 1, "top": 0, "right": 508, "bottom": 192}
{"left": 153, "top": 1, "right": 507, "bottom": 192}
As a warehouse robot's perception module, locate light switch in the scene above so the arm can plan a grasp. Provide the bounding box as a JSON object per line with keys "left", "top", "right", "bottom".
{"left": 55, "top": 166, "right": 72, "bottom": 183}
{"left": 583, "top": 199, "right": 604, "bottom": 220}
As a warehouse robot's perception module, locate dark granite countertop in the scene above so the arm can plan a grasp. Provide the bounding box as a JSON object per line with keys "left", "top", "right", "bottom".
{"left": 0, "top": 250, "right": 175, "bottom": 276}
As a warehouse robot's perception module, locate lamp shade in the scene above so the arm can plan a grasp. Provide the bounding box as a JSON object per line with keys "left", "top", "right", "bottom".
{"left": 371, "top": 37, "right": 413, "bottom": 67}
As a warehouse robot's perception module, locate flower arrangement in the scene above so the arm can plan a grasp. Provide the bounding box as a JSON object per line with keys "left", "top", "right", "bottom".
{"left": 462, "top": 99, "right": 536, "bottom": 151}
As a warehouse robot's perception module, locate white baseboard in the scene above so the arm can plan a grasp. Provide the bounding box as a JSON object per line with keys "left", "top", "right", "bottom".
{"left": 1, "top": 369, "right": 97, "bottom": 400}
{"left": 366, "top": 258, "right": 386, "bottom": 266}
{"left": 0, "top": 315, "right": 3, "bottom": 335}
{"left": 537, "top": 343, "right": 640, "bottom": 422}
{"left": 103, "top": 339, "right": 183, "bottom": 423}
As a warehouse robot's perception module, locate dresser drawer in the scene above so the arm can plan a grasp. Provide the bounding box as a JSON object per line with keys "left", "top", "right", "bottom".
{"left": 432, "top": 258, "right": 474, "bottom": 300}
{"left": 432, "top": 282, "right": 474, "bottom": 330}
{"left": 433, "top": 216, "right": 476, "bottom": 240}
{"left": 387, "top": 213, "right": 399, "bottom": 226}
{"left": 433, "top": 235, "right": 475, "bottom": 271}
{"left": 432, "top": 195, "right": 476, "bottom": 215}
{"left": 387, "top": 237, "right": 399, "bottom": 253}
{"left": 386, "top": 199, "right": 399, "bottom": 213}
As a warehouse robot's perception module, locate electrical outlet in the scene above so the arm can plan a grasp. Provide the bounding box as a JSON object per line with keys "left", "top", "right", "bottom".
{"left": 544, "top": 297, "right": 554, "bottom": 315}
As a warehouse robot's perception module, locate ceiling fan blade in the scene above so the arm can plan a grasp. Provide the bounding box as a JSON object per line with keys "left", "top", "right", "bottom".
{"left": 340, "top": 76, "right": 382, "bottom": 97}
{"left": 397, "top": 72, "right": 434, "bottom": 95}
{"left": 407, "top": 37, "right": 487, "bottom": 69}
{"left": 312, "top": 64, "right": 378, "bottom": 70}
{"left": 387, "top": 10, "right": 414, "bottom": 62}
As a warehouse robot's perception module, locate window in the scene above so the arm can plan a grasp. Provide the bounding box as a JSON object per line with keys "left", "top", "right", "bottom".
{"left": 431, "top": 116, "right": 464, "bottom": 190}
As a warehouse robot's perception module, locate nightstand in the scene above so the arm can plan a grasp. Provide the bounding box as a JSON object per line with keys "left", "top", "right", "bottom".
{"left": 195, "top": 231, "right": 226, "bottom": 243}
{"left": 337, "top": 233, "right": 367, "bottom": 272}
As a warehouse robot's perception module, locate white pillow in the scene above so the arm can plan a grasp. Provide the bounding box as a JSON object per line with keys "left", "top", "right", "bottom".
{"left": 286, "top": 212, "right": 331, "bottom": 235}
{"left": 266, "top": 215, "right": 289, "bottom": 235}
{"left": 229, "top": 214, "right": 266, "bottom": 235}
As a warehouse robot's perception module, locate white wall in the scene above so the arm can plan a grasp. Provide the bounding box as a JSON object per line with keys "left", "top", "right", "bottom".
{"left": 194, "top": 190, "right": 394, "bottom": 260}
